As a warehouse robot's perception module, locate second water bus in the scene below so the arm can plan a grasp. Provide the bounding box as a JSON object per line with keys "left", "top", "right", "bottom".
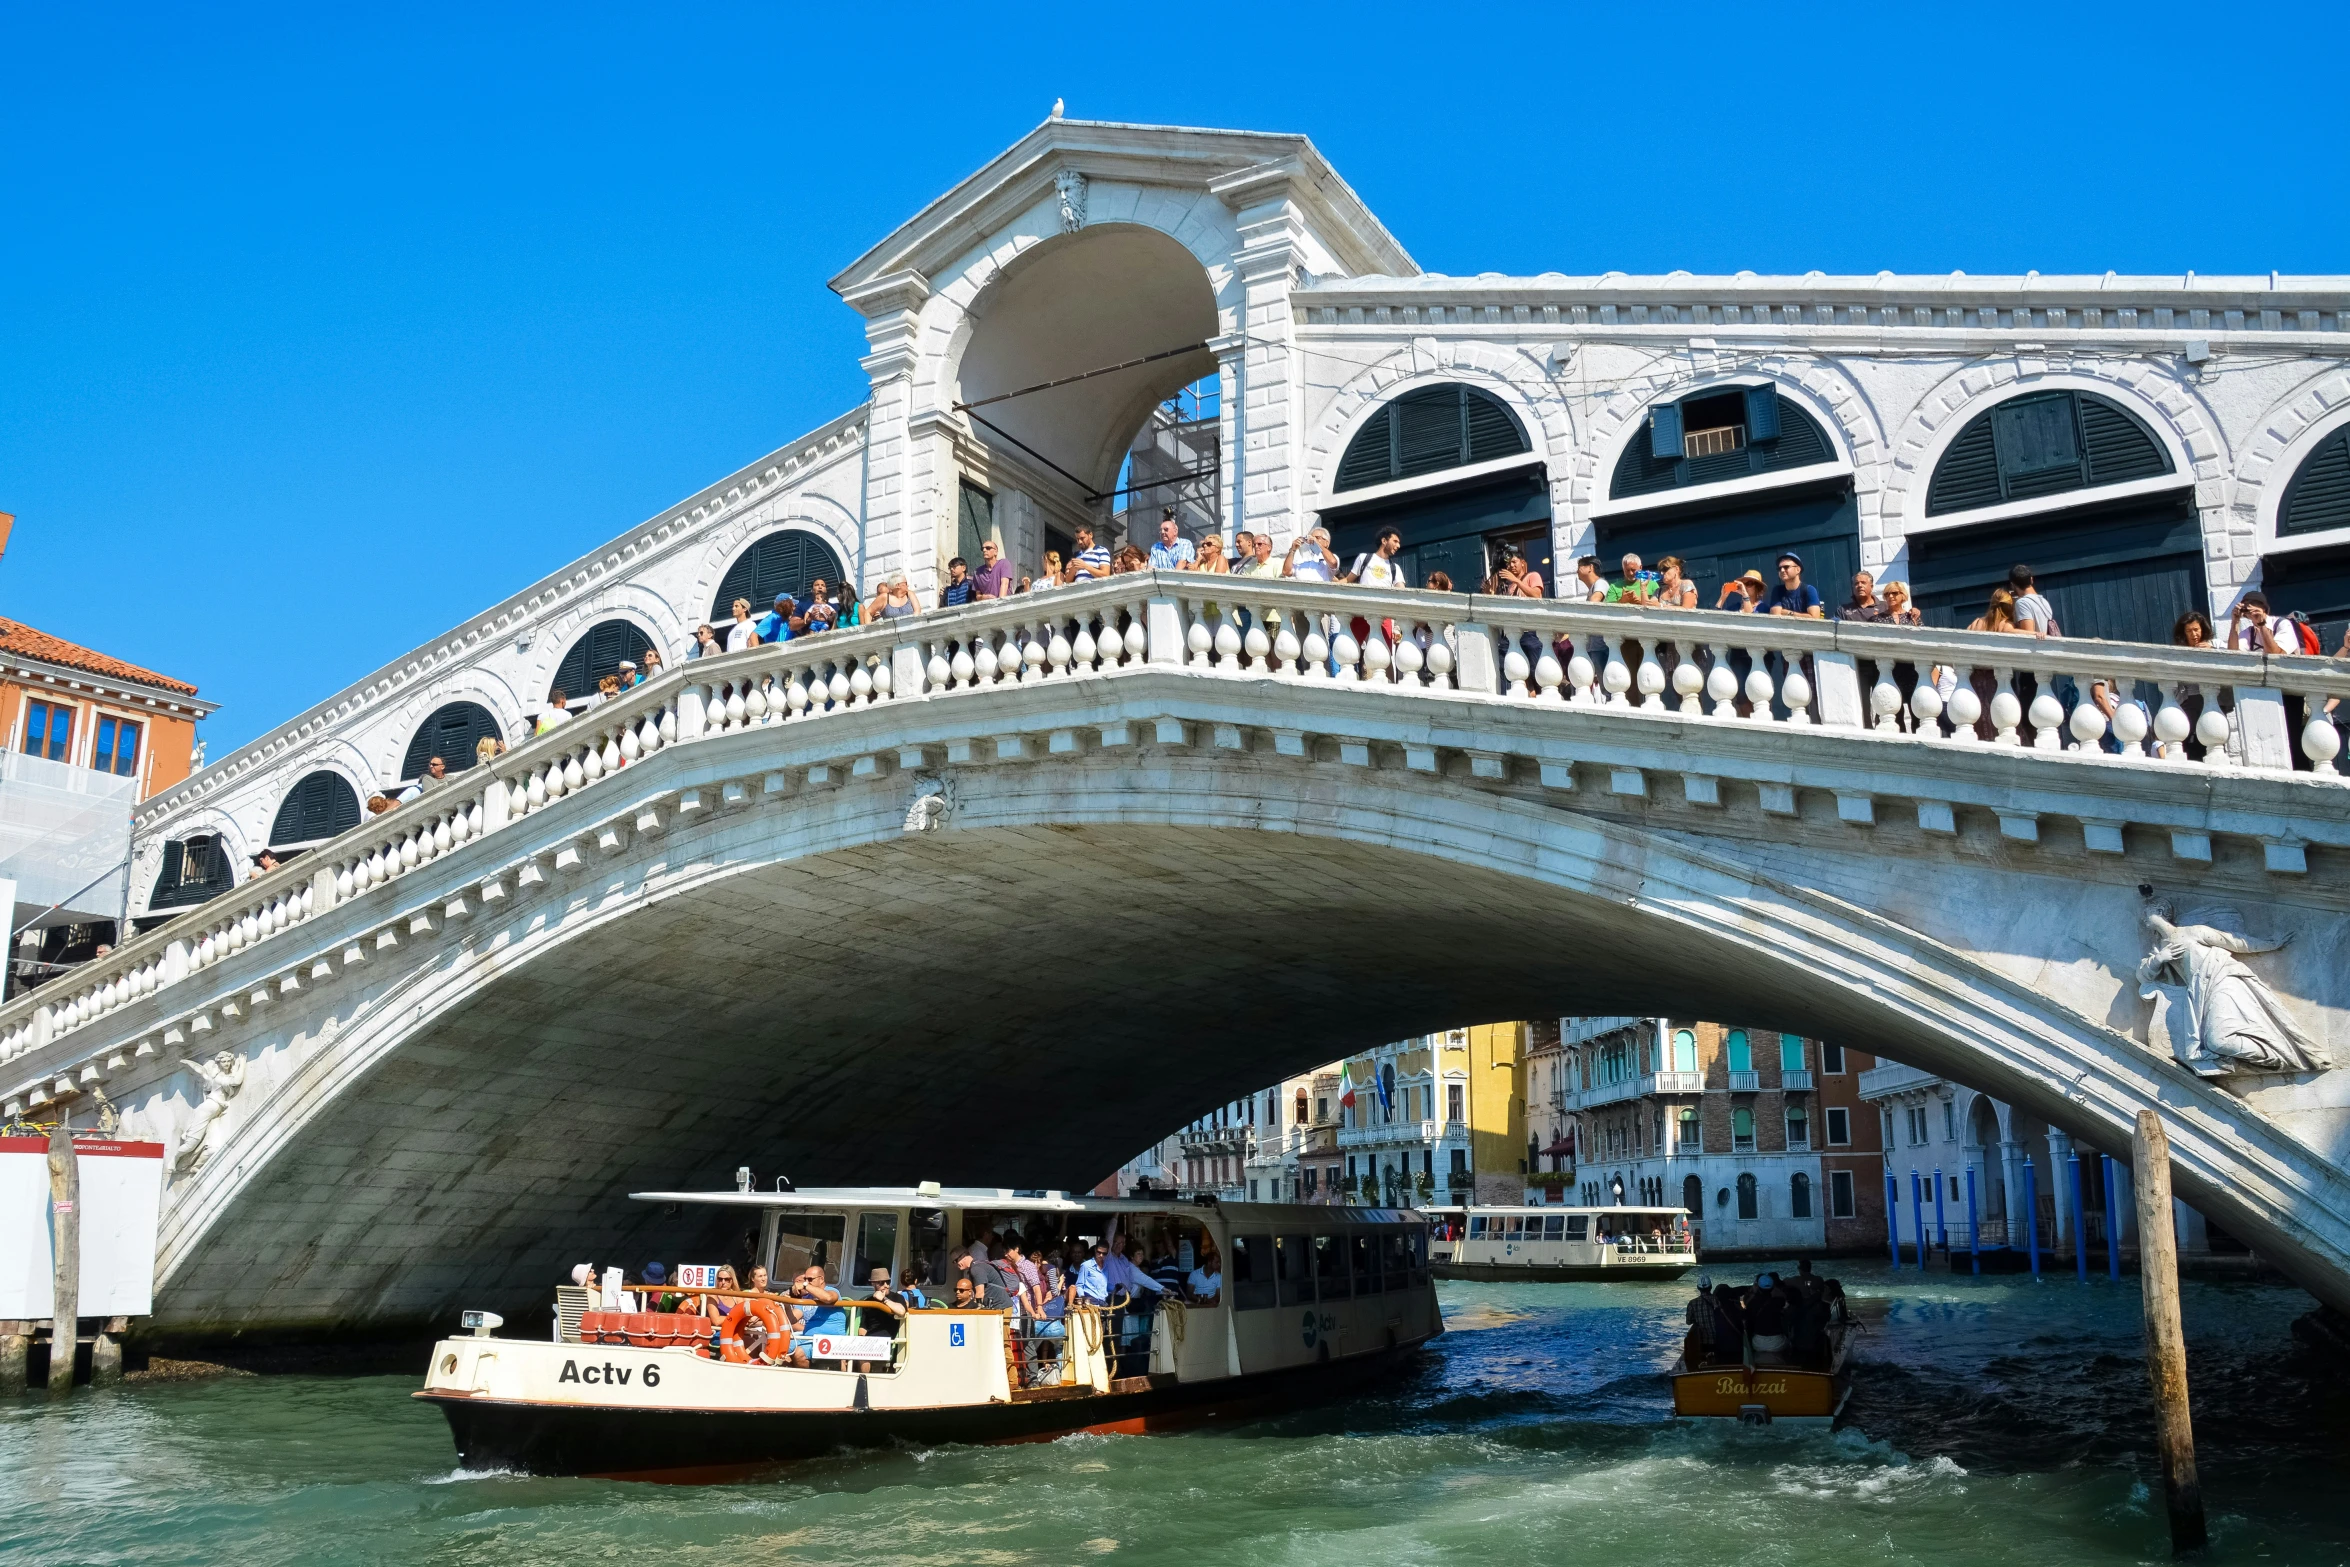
{"left": 1426, "top": 1204, "right": 1697, "bottom": 1281}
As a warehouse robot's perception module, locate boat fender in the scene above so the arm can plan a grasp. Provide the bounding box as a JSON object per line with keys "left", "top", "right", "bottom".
{"left": 853, "top": 1373, "right": 870, "bottom": 1412}
{"left": 1165, "top": 1299, "right": 1187, "bottom": 1345}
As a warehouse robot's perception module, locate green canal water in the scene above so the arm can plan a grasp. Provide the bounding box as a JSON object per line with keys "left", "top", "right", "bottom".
{"left": 7, "top": 1262, "right": 2347, "bottom": 1565}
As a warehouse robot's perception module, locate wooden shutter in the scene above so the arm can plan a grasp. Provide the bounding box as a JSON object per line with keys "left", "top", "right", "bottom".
{"left": 549, "top": 619, "right": 644, "bottom": 699}
{"left": 1334, "top": 408, "right": 1396, "bottom": 491}
{"left": 1393, "top": 386, "right": 1465, "bottom": 479}
{"left": 270, "top": 771, "right": 362, "bottom": 847}
{"left": 1648, "top": 402, "right": 1683, "bottom": 461}
{"left": 2078, "top": 394, "right": 2172, "bottom": 485}
{"left": 1464, "top": 389, "right": 1529, "bottom": 464}
{"left": 2281, "top": 427, "right": 2350, "bottom": 536}
{"left": 1743, "top": 384, "right": 1781, "bottom": 442}
{"left": 1925, "top": 417, "right": 2003, "bottom": 515}
{"left": 956, "top": 482, "right": 992, "bottom": 563}
{"left": 401, "top": 701, "right": 502, "bottom": 780}
{"left": 709, "top": 529, "right": 848, "bottom": 622}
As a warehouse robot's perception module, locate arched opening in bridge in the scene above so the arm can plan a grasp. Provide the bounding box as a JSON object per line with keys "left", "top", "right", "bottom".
{"left": 708, "top": 528, "right": 847, "bottom": 628}
{"left": 1911, "top": 389, "right": 2195, "bottom": 646}
{"left": 268, "top": 770, "right": 360, "bottom": 851}
{"left": 1320, "top": 383, "right": 1546, "bottom": 593}
{"left": 547, "top": 618, "right": 659, "bottom": 704}
{"left": 1595, "top": 383, "right": 1851, "bottom": 613}
{"left": 950, "top": 224, "right": 1219, "bottom": 571}
{"left": 400, "top": 701, "right": 502, "bottom": 782}
{"left": 2253, "top": 419, "right": 2350, "bottom": 650}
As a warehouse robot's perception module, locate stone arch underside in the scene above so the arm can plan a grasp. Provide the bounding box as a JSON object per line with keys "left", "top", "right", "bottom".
{"left": 148, "top": 743, "right": 2350, "bottom": 1337}
{"left": 949, "top": 224, "right": 1221, "bottom": 494}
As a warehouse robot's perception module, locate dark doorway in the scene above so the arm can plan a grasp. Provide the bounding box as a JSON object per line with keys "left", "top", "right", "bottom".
{"left": 1594, "top": 475, "right": 1860, "bottom": 611}
{"left": 1906, "top": 488, "right": 2205, "bottom": 647}
{"left": 1322, "top": 466, "right": 1551, "bottom": 594}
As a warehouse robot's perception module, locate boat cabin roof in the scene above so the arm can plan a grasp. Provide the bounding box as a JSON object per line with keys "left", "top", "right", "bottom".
{"left": 629, "top": 1184, "right": 1424, "bottom": 1223}
{"left": 1424, "top": 1204, "right": 1691, "bottom": 1218}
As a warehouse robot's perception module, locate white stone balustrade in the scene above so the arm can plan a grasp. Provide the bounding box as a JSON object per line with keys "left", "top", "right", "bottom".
{"left": 3, "top": 572, "right": 2346, "bottom": 1074}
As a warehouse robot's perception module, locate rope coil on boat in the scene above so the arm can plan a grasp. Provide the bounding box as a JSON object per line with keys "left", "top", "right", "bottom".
{"left": 1164, "top": 1297, "right": 1187, "bottom": 1344}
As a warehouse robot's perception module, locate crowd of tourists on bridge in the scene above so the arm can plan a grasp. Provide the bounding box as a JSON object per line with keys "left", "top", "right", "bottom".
{"left": 569, "top": 1214, "right": 1221, "bottom": 1384}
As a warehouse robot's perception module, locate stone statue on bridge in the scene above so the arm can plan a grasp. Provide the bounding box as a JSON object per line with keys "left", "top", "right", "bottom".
{"left": 172, "top": 1050, "right": 247, "bottom": 1175}
{"left": 2137, "top": 903, "right": 2331, "bottom": 1078}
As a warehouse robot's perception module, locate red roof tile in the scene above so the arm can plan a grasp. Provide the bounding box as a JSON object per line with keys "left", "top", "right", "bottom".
{"left": 0, "top": 617, "right": 199, "bottom": 697}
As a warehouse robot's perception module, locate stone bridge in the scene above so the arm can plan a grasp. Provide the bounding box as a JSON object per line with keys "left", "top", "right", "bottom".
{"left": 8, "top": 577, "right": 2350, "bottom": 1335}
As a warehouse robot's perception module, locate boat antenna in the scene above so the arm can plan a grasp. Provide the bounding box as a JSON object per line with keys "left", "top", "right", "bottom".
{"left": 774, "top": 1174, "right": 795, "bottom": 1193}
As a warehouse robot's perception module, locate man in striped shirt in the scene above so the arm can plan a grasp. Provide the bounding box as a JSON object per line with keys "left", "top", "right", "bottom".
{"left": 1070, "top": 524, "right": 1112, "bottom": 581}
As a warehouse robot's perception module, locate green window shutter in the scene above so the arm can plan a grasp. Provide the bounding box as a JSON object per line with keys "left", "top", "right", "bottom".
{"left": 401, "top": 701, "right": 502, "bottom": 780}
{"left": 1925, "top": 417, "right": 2003, "bottom": 515}
{"left": 1648, "top": 402, "right": 1683, "bottom": 461}
{"left": 2281, "top": 427, "right": 2350, "bottom": 536}
{"left": 550, "top": 619, "right": 645, "bottom": 699}
{"left": 1464, "top": 389, "right": 1529, "bottom": 464}
{"left": 1743, "top": 385, "right": 1781, "bottom": 442}
{"left": 1334, "top": 408, "right": 1396, "bottom": 490}
{"left": 956, "top": 482, "right": 992, "bottom": 563}
{"left": 1394, "top": 386, "right": 1466, "bottom": 478}
{"left": 270, "top": 771, "right": 362, "bottom": 847}
{"left": 709, "top": 528, "right": 849, "bottom": 623}
{"left": 2078, "top": 394, "right": 2172, "bottom": 484}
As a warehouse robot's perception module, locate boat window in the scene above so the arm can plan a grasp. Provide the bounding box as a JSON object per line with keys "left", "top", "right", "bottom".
{"left": 773, "top": 1213, "right": 846, "bottom": 1285}
{"left": 1381, "top": 1229, "right": 1413, "bottom": 1291}
{"left": 849, "top": 1211, "right": 900, "bottom": 1297}
{"left": 910, "top": 1208, "right": 949, "bottom": 1288}
{"left": 1314, "top": 1234, "right": 1352, "bottom": 1299}
{"left": 1565, "top": 1216, "right": 1589, "bottom": 1241}
{"left": 1543, "top": 1215, "right": 1565, "bottom": 1239}
{"left": 1277, "top": 1234, "right": 1314, "bottom": 1307}
{"left": 1468, "top": 1215, "right": 1489, "bottom": 1238}
{"left": 1350, "top": 1231, "right": 1377, "bottom": 1295}
{"left": 1411, "top": 1227, "right": 1430, "bottom": 1286}
{"left": 1506, "top": 1217, "right": 1526, "bottom": 1238}
{"left": 1231, "top": 1233, "right": 1277, "bottom": 1311}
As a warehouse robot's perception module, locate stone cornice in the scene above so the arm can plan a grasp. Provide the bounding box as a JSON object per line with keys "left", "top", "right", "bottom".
{"left": 134, "top": 404, "right": 871, "bottom": 832}
{"left": 828, "top": 119, "right": 1416, "bottom": 299}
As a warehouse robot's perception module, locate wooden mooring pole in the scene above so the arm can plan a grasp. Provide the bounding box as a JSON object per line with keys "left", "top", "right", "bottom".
{"left": 2132, "top": 1110, "right": 2206, "bottom": 1554}
{"left": 45, "top": 1118, "right": 80, "bottom": 1398}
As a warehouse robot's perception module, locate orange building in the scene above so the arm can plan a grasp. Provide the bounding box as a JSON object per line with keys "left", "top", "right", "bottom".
{"left": 0, "top": 617, "right": 212, "bottom": 801}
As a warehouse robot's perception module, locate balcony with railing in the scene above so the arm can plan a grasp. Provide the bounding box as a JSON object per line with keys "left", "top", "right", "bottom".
{"left": 1727, "top": 1070, "right": 1760, "bottom": 1093}
{"left": 1652, "top": 1070, "right": 1704, "bottom": 1094}
{"left": 1782, "top": 1068, "right": 1814, "bottom": 1092}
{"left": 1858, "top": 1060, "right": 1939, "bottom": 1098}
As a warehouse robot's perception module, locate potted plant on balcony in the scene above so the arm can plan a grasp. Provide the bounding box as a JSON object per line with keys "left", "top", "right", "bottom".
{"left": 1413, "top": 1168, "right": 1435, "bottom": 1203}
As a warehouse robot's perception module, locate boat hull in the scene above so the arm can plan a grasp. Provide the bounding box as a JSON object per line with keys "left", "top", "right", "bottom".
{"left": 1433, "top": 1259, "right": 1694, "bottom": 1282}
{"left": 1670, "top": 1358, "right": 1849, "bottom": 1425}
{"left": 423, "top": 1342, "right": 1427, "bottom": 1479}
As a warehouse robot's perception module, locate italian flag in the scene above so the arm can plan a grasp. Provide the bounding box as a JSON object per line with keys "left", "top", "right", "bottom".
{"left": 1338, "top": 1063, "right": 1358, "bottom": 1113}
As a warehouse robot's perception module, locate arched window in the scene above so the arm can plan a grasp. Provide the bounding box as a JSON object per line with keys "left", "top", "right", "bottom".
{"left": 2279, "top": 425, "right": 2350, "bottom": 537}
{"left": 1786, "top": 1105, "right": 1810, "bottom": 1150}
{"left": 148, "top": 833, "right": 237, "bottom": 911}
{"left": 1380, "top": 1064, "right": 1396, "bottom": 1121}
{"left": 1334, "top": 384, "right": 1529, "bottom": 493}
{"left": 1294, "top": 1091, "right": 1308, "bottom": 1126}
{"left": 1736, "top": 1172, "right": 1759, "bottom": 1220}
{"left": 548, "top": 619, "right": 655, "bottom": 702}
{"left": 1925, "top": 389, "right": 2172, "bottom": 515}
{"left": 709, "top": 528, "right": 848, "bottom": 626}
{"left": 1779, "top": 1035, "right": 1805, "bottom": 1072}
{"left": 1732, "top": 1108, "right": 1755, "bottom": 1152}
{"left": 1725, "top": 1030, "right": 1751, "bottom": 1073}
{"left": 1610, "top": 383, "right": 1835, "bottom": 499}
{"left": 1671, "top": 1029, "right": 1697, "bottom": 1073}
{"left": 1789, "top": 1172, "right": 1813, "bottom": 1220}
{"left": 269, "top": 770, "right": 361, "bottom": 848}
{"left": 400, "top": 701, "right": 502, "bottom": 782}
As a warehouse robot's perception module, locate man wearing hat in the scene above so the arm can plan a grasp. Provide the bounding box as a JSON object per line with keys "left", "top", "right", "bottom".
{"left": 1762, "top": 551, "right": 1825, "bottom": 618}
{"left": 756, "top": 594, "right": 797, "bottom": 644}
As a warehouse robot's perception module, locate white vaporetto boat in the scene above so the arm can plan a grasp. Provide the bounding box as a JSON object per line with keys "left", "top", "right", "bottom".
{"left": 1426, "top": 1205, "right": 1697, "bottom": 1281}
{"left": 418, "top": 1185, "right": 1441, "bottom": 1478}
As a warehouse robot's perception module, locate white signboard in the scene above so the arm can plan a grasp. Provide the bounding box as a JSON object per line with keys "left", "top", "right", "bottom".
{"left": 0, "top": 1139, "right": 165, "bottom": 1318}
{"left": 675, "top": 1264, "right": 723, "bottom": 1289}
{"left": 803, "top": 1334, "right": 894, "bottom": 1361}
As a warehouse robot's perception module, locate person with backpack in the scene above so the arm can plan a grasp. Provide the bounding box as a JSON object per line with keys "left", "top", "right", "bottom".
{"left": 2229, "top": 591, "right": 2296, "bottom": 654}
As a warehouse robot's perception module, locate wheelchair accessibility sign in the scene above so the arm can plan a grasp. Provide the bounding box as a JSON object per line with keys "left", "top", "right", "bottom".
{"left": 949, "top": 1322, "right": 966, "bottom": 1347}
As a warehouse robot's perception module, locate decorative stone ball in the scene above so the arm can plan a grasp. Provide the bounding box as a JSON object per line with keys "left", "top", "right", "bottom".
{"left": 1989, "top": 691, "right": 2022, "bottom": 732}
{"left": 1427, "top": 641, "right": 1455, "bottom": 675}
{"left": 2068, "top": 701, "right": 2107, "bottom": 744}
{"left": 2153, "top": 702, "right": 2190, "bottom": 745}
{"left": 1947, "top": 687, "right": 1982, "bottom": 728}
{"left": 2113, "top": 702, "right": 2150, "bottom": 744}
{"left": 1674, "top": 661, "right": 1704, "bottom": 698}
{"left": 1781, "top": 672, "right": 1812, "bottom": 710}
{"left": 2301, "top": 717, "right": 2342, "bottom": 763}
{"left": 1706, "top": 665, "right": 1738, "bottom": 703}
{"left": 2195, "top": 708, "right": 2231, "bottom": 749}
{"left": 1186, "top": 621, "right": 1212, "bottom": 655}
{"left": 1503, "top": 647, "right": 1530, "bottom": 682}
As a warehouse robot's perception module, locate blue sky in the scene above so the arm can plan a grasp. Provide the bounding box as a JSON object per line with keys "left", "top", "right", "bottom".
{"left": 4, "top": 2, "right": 2347, "bottom": 753}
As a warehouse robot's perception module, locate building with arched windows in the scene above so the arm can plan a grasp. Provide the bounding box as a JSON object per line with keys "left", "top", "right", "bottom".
{"left": 120, "top": 114, "right": 2350, "bottom": 923}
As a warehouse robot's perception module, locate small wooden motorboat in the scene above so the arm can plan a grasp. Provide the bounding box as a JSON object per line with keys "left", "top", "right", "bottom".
{"left": 1670, "top": 1296, "right": 1852, "bottom": 1426}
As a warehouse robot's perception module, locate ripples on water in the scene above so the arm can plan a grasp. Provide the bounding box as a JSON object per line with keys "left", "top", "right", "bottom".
{"left": 5, "top": 1262, "right": 2346, "bottom": 1566}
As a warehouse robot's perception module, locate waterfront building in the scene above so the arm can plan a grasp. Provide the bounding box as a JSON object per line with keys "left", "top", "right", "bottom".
{"left": 1555, "top": 1017, "right": 1836, "bottom": 1257}
{"left": 1813, "top": 1037, "right": 1891, "bottom": 1254}
{"left": 0, "top": 618, "right": 214, "bottom": 990}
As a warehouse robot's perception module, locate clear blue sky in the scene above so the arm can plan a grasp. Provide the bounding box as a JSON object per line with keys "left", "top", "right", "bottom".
{"left": 5, "top": 2, "right": 2346, "bottom": 753}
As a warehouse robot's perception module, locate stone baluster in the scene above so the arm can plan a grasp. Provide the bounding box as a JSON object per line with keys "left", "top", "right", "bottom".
{"left": 1018, "top": 619, "right": 1048, "bottom": 683}
{"left": 1268, "top": 611, "right": 1301, "bottom": 678}
{"left": 1046, "top": 620, "right": 1073, "bottom": 678}
{"left": 1672, "top": 653, "right": 1706, "bottom": 715}
{"left": 2109, "top": 685, "right": 2151, "bottom": 757}
{"left": 1635, "top": 642, "right": 1666, "bottom": 709}
{"left": 822, "top": 659, "right": 850, "bottom": 709}
{"left": 2067, "top": 682, "right": 2110, "bottom": 752}
{"left": 2194, "top": 685, "right": 2233, "bottom": 765}
{"left": 1741, "top": 642, "right": 1777, "bottom": 721}
{"left": 974, "top": 630, "right": 1005, "bottom": 687}
{"left": 1391, "top": 629, "right": 1425, "bottom": 687}
{"left": 1330, "top": 618, "right": 1363, "bottom": 682}
{"left": 1870, "top": 662, "right": 1903, "bottom": 733}
{"left": 1988, "top": 666, "right": 2022, "bottom": 745}
{"left": 1301, "top": 616, "right": 1334, "bottom": 681}
{"left": 1499, "top": 631, "right": 1530, "bottom": 697}
{"left": 1361, "top": 619, "right": 1393, "bottom": 684}
{"left": 1120, "top": 599, "right": 1149, "bottom": 667}
{"left": 1424, "top": 627, "right": 1457, "bottom": 691}
{"left": 1539, "top": 636, "right": 1571, "bottom": 704}
{"left": 1599, "top": 636, "right": 1632, "bottom": 707}
{"left": 1240, "top": 608, "right": 1272, "bottom": 675}
{"left": 1704, "top": 646, "right": 1740, "bottom": 719}
{"left": 2294, "top": 684, "right": 2343, "bottom": 773}
{"left": 1220, "top": 607, "right": 1251, "bottom": 673}
{"left": 1780, "top": 648, "right": 1814, "bottom": 725}
{"left": 2027, "top": 665, "right": 2065, "bottom": 752}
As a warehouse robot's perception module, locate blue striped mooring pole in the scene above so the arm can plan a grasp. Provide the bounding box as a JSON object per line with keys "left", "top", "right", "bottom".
{"left": 1965, "top": 1167, "right": 1981, "bottom": 1274}
{"left": 2024, "top": 1158, "right": 2042, "bottom": 1277}
{"left": 1933, "top": 1165, "right": 1948, "bottom": 1252}
{"left": 2070, "top": 1153, "right": 2088, "bottom": 1281}
{"left": 1886, "top": 1171, "right": 1901, "bottom": 1268}
{"left": 2103, "top": 1153, "right": 2123, "bottom": 1279}
{"left": 1911, "top": 1169, "right": 1928, "bottom": 1269}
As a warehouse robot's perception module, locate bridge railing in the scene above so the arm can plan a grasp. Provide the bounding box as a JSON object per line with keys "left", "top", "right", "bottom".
{"left": 7, "top": 573, "right": 2350, "bottom": 1091}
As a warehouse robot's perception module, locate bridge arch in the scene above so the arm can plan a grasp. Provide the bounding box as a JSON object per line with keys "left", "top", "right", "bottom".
{"left": 119, "top": 710, "right": 2350, "bottom": 1334}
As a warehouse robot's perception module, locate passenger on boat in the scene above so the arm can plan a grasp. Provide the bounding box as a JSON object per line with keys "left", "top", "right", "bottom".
{"left": 719, "top": 1266, "right": 790, "bottom": 1364}
{"left": 1187, "top": 1246, "right": 1223, "bottom": 1305}
{"left": 1822, "top": 1280, "right": 1849, "bottom": 1327}
{"left": 1746, "top": 1274, "right": 1792, "bottom": 1366}
{"left": 950, "top": 1275, "right": 978, "bottom": 1308}
{"left": 1075, "top": 1242, "right": 1112, "bottom": 1306}
{"left": 1147, "top": 1236, "right": 1188, "bottom": 1297}
{"left": 1789, "top": 1284, "right": 1831, "bottom": 1369}
{"left": 788, "top": 1267, "right": 847, "bottom": 1364}
{"left": 898, "top": 1268, "right": 932, "bottom": 1309}
{"left": 695, "top": 1264, "right": 741, "bottom": 1321}
{"left": 1704, "top": 1283, "right": 1745, "bottom": 1365}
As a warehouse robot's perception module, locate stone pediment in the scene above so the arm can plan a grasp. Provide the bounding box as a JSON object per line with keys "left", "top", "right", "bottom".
{"left": 827, "top": 117, "right": 1417, "bottom": 308}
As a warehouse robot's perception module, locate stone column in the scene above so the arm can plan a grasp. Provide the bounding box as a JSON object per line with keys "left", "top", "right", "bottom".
{"left": 1998, "top": 1138, "right": 2027, "bottom": 1235}
{"left": 840, "top": 270, "right": 934, "bottom": 600}
{"left": 2045, "top": 1129, "right": 2075, "bottom": 1251}
{"left": 1209, "top": 163, "right": 1306, "bottom": 551}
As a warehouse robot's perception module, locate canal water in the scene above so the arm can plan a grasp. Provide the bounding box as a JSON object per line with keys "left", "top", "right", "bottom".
{"left": 7, "top": 1261, "right": 2347, "bottom": 1565}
